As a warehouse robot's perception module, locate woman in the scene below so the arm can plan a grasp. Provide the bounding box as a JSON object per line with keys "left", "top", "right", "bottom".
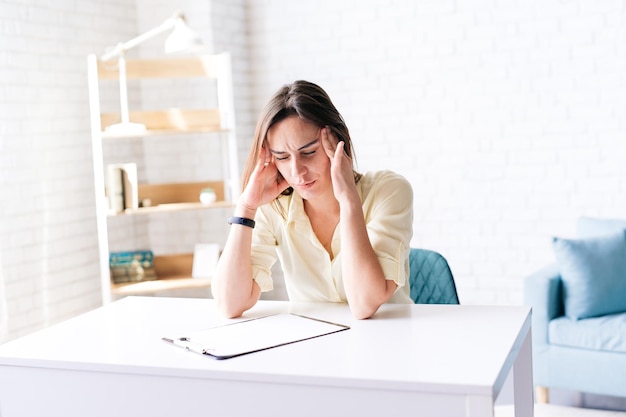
{"left": 211, "top": 80, "right": 414, "bottom": 319}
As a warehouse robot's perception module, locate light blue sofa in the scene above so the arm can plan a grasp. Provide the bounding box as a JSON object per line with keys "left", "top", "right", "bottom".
{"left": 524, "top": 217, "right": 626, "bottom": 401}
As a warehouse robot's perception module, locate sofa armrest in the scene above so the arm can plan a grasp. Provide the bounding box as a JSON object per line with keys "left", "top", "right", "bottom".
{"left": 523, "top": 263, "right": 563, "bottom": 345}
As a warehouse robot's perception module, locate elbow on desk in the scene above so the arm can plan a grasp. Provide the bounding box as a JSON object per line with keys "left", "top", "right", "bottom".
{"left": 212, "top": 294, "right": 242, "bottom": 318}
{"left": 352, "top": 312, "right": 374, "bottom": 320}
{"left": 211, "top": 285, "right": 246, "bottom": 318}
{"left": 213, "top": 296, "right": 248, "bottom": 318}
{"left": 348, "top": 289, "right": 393, "bottom": 319}
{"left": 215, "top": 302, "right": 246, "bottom": 319}
{"left": 349, "top": 304, "right": 379, "bottom": 320}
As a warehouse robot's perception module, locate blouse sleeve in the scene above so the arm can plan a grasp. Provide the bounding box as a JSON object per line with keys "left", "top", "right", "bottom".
{"left": 249, "top": 205, "right": 280, "bottom": 292}
{"left": 362, "top": 172, "right": 414, "bottom": 288}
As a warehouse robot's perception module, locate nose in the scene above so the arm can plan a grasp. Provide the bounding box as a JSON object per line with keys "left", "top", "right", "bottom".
{"left": 289, "top": 156, "right": 307, "bottom": 178}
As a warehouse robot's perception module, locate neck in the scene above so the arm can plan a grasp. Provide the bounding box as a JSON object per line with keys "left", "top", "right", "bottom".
{"left": 303, "top": 190, "right": 339, "bottom": 217}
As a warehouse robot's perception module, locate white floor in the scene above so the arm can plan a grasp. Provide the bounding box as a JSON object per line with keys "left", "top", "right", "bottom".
{"left": 493, "top": 385, "right": 626, "bottom": 416}
{"left": 495, "top": 404, "right": 626, "bottom": 417}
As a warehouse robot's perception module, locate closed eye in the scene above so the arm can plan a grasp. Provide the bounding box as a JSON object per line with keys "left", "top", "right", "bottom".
{"left": 269, "top": 138, "right": 320, "bottom": 161}
{"left": 275, "top": 150, "right": 315, "bottom": 161}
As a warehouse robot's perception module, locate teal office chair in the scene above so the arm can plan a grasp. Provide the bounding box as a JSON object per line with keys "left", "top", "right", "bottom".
{"left": 409, "top": 248, "right": 459, "bottom": 304}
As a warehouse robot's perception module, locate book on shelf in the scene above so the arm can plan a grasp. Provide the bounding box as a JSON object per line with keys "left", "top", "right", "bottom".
{"left": 106, "top": 163, "right": 138, "bottom": 213}
{"left": 110, "top": 265, "right": 157, "bottom": 284}
{"left": 121, "top": 163, "right": 138, "bottom": 210}
{"left": 106, "top": 165, "right": 124, "bottom": 213}
{"left": 109, "top": 250, "right": 154, "bottom": 267}
{"left": 109, "top": 250, "right": 155, "bottom": 284}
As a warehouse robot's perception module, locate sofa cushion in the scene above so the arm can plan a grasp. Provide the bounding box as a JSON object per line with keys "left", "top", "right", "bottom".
{"left": 552, "top": 230, "right": 626, "bottom": 320}
{"left": 549, "top": 312, "right": 626, "bottom": 353}
{"left": 577, "top": 216, "right": 626, "bottom": 238}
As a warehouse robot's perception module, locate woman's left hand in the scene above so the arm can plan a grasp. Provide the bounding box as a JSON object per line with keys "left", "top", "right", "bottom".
{"left": 321, "top": 127, "right": 358, "bottom": 203}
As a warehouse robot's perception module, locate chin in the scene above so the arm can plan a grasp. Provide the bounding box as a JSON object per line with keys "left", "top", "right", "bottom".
{"left": 292, "top": 185, "right": 316, "bottom": 199}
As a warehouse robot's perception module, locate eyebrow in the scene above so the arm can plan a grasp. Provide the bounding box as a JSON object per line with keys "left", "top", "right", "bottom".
{"left": 269, "top": 138, "right": 319, "bottom": 155}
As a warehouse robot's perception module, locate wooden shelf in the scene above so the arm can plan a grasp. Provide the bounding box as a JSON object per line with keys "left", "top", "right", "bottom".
{"left": 107, "top": 181, "right": 233, "bottom": 217}
{"left": 96, "top": 56, "right": 224, "bottom": 80}
{"left": 111, "top": 253, "right": 211, "bottom": 297}
{"left": 108, "top": 201, "right": 234, "bottom": 217}
{"left": 100, "top": 108, "right": 224, "bottom": 137}
{"left": 111, "top": 276, "right": 211, "bottom": 297}
{"left": 101, "top": 127, "right": 228, "bottom": 140}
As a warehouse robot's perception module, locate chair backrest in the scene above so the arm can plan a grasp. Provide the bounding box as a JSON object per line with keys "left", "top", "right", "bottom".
{"left": 409, "top": 248, "right": 459, "bottom": 304}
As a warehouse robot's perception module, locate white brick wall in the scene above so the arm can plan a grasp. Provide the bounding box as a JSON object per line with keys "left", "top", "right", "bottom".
{"left": 0, "top": 0, "right": 250, "bottom": 341}
{"left": 247, "top": 0, "right": 626, "bottom": 304}
{"left": 0, "top": 0, "right": 139, "bottom": 341}
{"left": 2, "top": 0, "right": 626, "bottom": 342}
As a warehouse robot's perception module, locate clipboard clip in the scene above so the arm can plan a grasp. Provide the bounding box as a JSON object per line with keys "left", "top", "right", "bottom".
{"left": 162, "top": 337, "right": 214, "bottom": 355}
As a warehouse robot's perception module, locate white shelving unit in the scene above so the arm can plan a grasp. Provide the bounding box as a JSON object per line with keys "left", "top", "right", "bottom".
{"left": 87, "top": 52, "right": 239, "bottom": 304}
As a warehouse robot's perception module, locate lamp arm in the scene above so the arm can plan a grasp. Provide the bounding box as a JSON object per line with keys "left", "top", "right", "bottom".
{"left": 100, "top": 11, "right": 184, "bottom": 61}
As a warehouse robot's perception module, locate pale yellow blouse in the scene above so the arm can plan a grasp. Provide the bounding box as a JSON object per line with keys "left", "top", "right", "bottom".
{"left": 250, "top": 170, "right": 414, "bottom": 304}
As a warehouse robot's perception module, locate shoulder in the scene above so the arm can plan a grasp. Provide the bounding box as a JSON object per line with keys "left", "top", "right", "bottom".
{"left": 359, "top": 170, "right": 413, "bottom": 200}
{"left": 359, "top": 171, "right": 414, "bottom": 238}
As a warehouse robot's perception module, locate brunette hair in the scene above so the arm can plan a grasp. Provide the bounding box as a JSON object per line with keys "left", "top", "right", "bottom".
{"left": 242, "top": 80, "right": 360, "bottom": 208}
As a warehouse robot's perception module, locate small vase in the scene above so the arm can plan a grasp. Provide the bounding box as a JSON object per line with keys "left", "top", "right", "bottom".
{"left": 199, "top": 188, "right": 217, "bottom": 204}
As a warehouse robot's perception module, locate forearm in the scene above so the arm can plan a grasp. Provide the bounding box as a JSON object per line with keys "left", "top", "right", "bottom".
{"left": 340, "top": 196, "right": 396, "bottom": 319}
{"left": 211, "top": 204, "right": 261, "bottom": 317}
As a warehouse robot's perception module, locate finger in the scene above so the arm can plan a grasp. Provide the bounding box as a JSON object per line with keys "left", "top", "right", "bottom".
{"left": 257, "top": 146, "right": 266, "bottom": 166}
{"left": 258, "top": 146, "right": 271, "bottom": 168}
{"left": 265, "top": 146, "right": 274, "bottom": 166}
{"left": 334, "top": 140, "right": 345, "bottom": 162}
{"left": 321, "top": 127, "right": 336, "bottom": 158}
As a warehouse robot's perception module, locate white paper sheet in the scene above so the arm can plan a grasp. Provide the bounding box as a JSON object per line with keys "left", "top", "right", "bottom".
{"left": 163, "top": 313, "right": 349, "bottom": 360}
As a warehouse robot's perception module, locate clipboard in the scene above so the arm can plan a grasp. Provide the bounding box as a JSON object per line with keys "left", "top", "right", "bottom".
{"left": 162, "top": 313, "right": 349, "bottom": 360}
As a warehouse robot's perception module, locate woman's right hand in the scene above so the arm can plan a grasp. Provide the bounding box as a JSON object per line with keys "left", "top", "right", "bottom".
{"left": 238, "top": 146, "right": 289, "bottom": 214}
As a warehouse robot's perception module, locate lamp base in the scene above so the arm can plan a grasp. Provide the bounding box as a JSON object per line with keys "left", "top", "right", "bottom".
{"left": 105, "top": 122, "right": 147, "bottom": 136}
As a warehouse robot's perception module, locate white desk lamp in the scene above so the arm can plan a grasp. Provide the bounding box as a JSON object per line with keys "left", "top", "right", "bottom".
{"left": 100, "top": 11, "right": 204, "bottom": 135}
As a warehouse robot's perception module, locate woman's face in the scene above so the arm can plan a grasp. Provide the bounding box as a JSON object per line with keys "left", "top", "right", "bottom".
{"left": 266, "top": 116, "right": 332, "bottom": 200}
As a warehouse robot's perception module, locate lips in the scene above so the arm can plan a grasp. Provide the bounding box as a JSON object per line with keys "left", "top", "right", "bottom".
{"left": 294, "top": 180, "right": 315, "bottom": 189}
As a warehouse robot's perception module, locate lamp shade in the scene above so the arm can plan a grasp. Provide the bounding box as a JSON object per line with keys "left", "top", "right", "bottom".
{"left": 164, "top": 17, "right": 204, "bottom": 54}
{"left": 100, "top": 11, "right": 204, "bottom": 61}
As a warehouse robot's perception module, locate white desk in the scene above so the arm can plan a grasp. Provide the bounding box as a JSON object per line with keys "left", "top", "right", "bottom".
{"left": 0, "top": 297, "right": 533, "bottom": 417}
